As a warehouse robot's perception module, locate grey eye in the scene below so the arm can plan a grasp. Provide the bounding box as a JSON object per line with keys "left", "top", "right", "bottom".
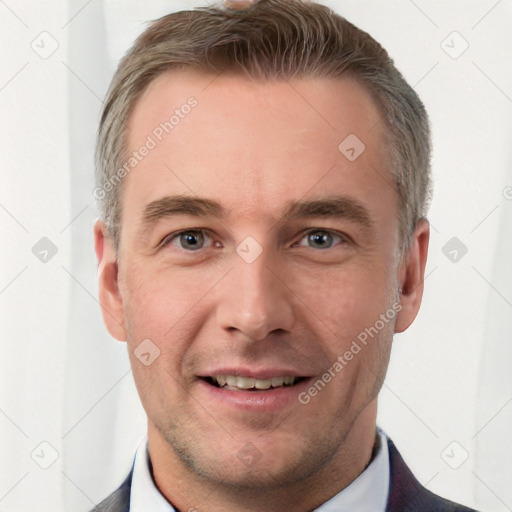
{"left": 293, "top": 229, "right": 349, "bottom": 250}
{"left": 302, "top": 230, "right": 336, "bottom": 249}
{"left": 178, "top": 230, "right": 205, "bottom": 250}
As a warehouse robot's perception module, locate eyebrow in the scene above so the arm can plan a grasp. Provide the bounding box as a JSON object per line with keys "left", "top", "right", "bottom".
{"left": 138, "top": 194, "right": 375, "bottom": 237}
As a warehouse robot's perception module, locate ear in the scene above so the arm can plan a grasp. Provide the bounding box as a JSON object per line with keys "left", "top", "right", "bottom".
{"left": 394, "top": 218, "right": 430, "bottom": 333}
{"left": 94, "top": 219, "right": 127, "bottom": 341}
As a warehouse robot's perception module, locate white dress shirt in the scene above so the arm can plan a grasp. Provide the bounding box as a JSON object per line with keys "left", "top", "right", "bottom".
{"left": 130, "top": 428, "right": 390, "bottom": 512}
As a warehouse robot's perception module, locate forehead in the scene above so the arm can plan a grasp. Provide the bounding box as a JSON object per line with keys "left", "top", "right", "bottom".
{"left": 123, "top": 69, "right": 394, "bottom": 230}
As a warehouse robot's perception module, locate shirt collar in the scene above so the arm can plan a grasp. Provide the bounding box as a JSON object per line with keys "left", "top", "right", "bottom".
{"left": 315, "top": 428, "right": 390, "bottom": 511}
{"left": 130, "top": 428, "right": 390, "bottom": 512}
{"left": 130, "top": 437, "right": 175, "bottom": 511}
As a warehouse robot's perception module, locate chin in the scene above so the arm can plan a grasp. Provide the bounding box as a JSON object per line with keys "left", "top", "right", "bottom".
{"left": 156, "top": 412, "right": 337, "bottom": 488}
{"left": 205, "top": 453, "right": 316, "bottom": 490}
{"left": 186, "top": 434, "right": 328, "bottom": 490}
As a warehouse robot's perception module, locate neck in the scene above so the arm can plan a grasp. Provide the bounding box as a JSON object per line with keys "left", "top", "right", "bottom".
{"left": 148, "top": 401, "right": 378, "bottom": 512}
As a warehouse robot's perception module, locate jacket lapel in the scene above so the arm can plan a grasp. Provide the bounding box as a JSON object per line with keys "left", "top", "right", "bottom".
{"left": 90, "top": 468, "right": 132, "bottom": 512}
{"left": 386, "top": 437, "right": 477, "bottom": 512}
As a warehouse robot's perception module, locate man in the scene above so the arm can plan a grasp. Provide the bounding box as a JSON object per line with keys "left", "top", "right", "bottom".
{"left": 91, "top": 0, "right": 478, "bottom": 510}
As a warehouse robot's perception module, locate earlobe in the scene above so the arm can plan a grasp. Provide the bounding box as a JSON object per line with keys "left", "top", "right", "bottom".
{"left": 94, "top": 219, "right": 128, "bottom": 342}
{"left": 394, "top": 219, "right": 430, "bottom": 334}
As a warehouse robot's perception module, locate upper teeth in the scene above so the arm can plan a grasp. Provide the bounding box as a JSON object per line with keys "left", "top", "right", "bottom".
{"left": 214, "top": 375, "right": 296, "bottom": 390}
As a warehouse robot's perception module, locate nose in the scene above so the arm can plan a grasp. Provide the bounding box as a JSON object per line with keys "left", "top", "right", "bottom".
{"left": 215, "top": 249, "right": 295, "bottom": 341}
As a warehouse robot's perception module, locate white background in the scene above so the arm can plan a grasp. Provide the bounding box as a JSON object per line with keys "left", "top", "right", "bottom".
{"left": 1, "top": 1, "right": 511, "bottom": 511}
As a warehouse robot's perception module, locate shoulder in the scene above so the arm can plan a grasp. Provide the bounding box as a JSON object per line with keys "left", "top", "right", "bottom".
{"left": 89, "top": 469, "right": 133, "bottom": 512}
{"left": 386, "top": 437, "right": 479, "bottom": 512}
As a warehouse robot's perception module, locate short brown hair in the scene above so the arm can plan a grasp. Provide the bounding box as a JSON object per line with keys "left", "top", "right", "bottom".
{"left": 95, "top": 0, "right": 432, "bottom": 261}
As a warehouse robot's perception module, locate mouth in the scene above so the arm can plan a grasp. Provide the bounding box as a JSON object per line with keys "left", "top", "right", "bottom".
{"left": 196, "top": 371, "right": 314, "bottom": 412}
{"left": 200, "top": 375, "right": 308, "bottom": 392}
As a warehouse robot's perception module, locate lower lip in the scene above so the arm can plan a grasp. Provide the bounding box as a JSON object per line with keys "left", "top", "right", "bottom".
{"left": 196, "top": 378, "right": 313, "bottom": 413}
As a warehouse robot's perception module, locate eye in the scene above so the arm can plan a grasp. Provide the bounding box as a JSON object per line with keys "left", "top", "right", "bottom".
{"left": 293, "top": 229, "right": 348, "bottom": 250}
{"left": 161, "top": 229, "right": 212, "bottom": 251}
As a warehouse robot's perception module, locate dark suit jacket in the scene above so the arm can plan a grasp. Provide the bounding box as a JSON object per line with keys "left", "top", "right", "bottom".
{"left": 90, "top": 437, "right": 478, "bottom": 512}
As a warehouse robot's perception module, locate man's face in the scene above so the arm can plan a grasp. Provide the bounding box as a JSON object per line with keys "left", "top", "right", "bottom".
{"left": 96, "top": 70, "right": 427, "bottom": 488}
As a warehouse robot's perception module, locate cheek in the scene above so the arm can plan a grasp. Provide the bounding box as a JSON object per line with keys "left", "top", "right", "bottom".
{"left": 121, "top": 270, "right": 178, "bottom": 354}
{"left": 122, "top": 271, "right": 198, "bottom": 414}
{"left": 123, "top": 263, "right": 185, "bottom": 329}
{"left": 292, "top": 262, "right": 394, "bottom": 343}
{"left": 121, "top": 264, "right": 216, "bottom": 367}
